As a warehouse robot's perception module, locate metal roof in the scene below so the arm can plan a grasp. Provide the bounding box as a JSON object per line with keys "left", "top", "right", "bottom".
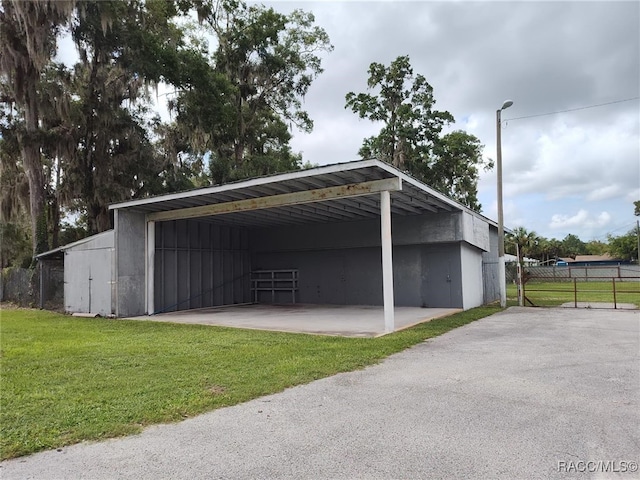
{"left": 36, "top": 230, "right": 114, "bottom": 260}
{"left": 110, "top": 159, "right": 497, "bottom": 228}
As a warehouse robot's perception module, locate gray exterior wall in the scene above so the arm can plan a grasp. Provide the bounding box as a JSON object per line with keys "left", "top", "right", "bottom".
{"left": 250, "top": 212, "right": 490, "bottom": 309}
{"left": 481, "top": 226, "right": 500, "bottom": 304}
{"left": 252, "top": 211, "right": 489, "bottom": 252}
{"left": 460, "top": 242, "right": 484, "bottom": 309}
{"left": 115, "top": 210, "right": 146, "bottom": 317}
{"left": 419, "top": 243, "right": 464, "bottom": 308}
{"left": 153, "top": 220, "right": 251, "bottom": 313}
{"left": 64, "top": 231, "right": 114, "bottom": 316}
{"left": 107, "top": 207, "right": 495, "bottom": 315}
{"left": 251, "top": 243, "right": 465, "bottom": 308}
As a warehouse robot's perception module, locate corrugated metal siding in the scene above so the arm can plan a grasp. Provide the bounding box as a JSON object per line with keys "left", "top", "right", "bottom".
{"left": 482, "top": 227, "right": 500, "bottom": 304}
{"left": 64, "top": 231, "right": 115, "bottom": 316}
{"left": 460, "top": 243, "right": 484, "bottom": 309}
{"left": 153, "top": 220, "right": 250, "bottom": 313}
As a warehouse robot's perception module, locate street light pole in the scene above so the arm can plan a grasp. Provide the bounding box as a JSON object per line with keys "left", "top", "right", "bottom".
{"left": 497, "top": 100, "right": 513, "bottom": 308}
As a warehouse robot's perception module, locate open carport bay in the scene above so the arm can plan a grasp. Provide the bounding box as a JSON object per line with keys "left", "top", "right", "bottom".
{"left": 37, "top": 161, "right": 503, "bottom": 322}
{"left": 129, "top": 304, "right": 461, "bottom": 337}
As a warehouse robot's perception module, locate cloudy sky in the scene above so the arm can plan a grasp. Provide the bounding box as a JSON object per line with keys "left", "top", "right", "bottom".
{"left": 254, "top": 0, "right": 639, "bottom": 242}
{"left": 56, "top": 1, "right": 639, "bottom": 242}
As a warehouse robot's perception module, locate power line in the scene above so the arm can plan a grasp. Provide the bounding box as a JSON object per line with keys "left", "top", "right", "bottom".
{"left": 608, "top": 221, "right": 638, "bottom": 234}
{"left": 504, "top": 97, "right": 640, "bottom": 122}
{"left": 589, "top": 221, "right": 638, "bottom": 241}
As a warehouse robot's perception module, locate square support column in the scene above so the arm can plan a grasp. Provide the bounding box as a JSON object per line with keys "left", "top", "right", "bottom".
{"left": 380, "top": 190, "right": 395, "bottom": 333}
{"left": 146, "top": 220, "right": 155, "bottom": 315}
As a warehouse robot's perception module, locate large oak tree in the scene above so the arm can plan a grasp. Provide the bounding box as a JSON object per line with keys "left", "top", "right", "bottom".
{"left": 346, "top": 55, "right": 490, "bottom": 211}
{"left": 178, "top": 0, "right": 332, "bottom": 183}
{"left": 0, "top": 0, "right": 74, "bottom": 255}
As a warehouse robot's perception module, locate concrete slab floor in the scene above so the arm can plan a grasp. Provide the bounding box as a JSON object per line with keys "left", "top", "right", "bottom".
{"left": 127, "top": 304, "right": 462, "bottom": 337}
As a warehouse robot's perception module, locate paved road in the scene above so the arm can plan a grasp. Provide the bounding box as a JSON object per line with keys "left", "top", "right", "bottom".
{"left": 2, "top": 307, "right": 639, "bottom": 479}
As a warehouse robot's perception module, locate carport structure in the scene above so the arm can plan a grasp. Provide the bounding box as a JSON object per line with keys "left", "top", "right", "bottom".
{"left": 107, "top": 159, "right": 498, "bottom": 333}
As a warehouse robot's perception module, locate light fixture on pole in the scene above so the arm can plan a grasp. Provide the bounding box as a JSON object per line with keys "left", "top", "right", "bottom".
{"left": 496, "top": 99, "right": 513, "bottom": 308}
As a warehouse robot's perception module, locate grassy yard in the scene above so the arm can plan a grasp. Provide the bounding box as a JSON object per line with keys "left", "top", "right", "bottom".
{"left": 507, "top": 280, "right": 640, "bottom": 307}
{"left": 0, "top": 305, "right": 499, "bottom": 460}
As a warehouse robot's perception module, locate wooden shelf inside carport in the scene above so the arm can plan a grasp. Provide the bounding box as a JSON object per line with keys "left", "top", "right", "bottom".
{"left": 251, "top": 270, "right": 299, "bottom": 304}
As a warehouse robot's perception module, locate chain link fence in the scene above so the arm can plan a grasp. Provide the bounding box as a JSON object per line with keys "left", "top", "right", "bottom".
{"left": 514, "top": 264, "right": 640, "bottom": 308}
{"left": 520, "top": 265, "right": 640, "bottom": 282}
{"left": 1, "top": 261, "right": 64, "bottom": 310}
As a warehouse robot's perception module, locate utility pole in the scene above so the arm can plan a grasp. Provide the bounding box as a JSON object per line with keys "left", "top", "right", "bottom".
{"left": 637, "top": 219, "right": 639, "bottom": 265}
{"left": 496, "top": 100, "right": 514, "bottom": 308}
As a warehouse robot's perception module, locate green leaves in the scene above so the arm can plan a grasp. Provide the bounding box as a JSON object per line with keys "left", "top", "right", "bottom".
{"left": 607, "top": 227, "right": 639, "bottom": 261}
{"left": 345, "top": 55, "right": 488, "bottom": 211}
{"left": 506, "top": 227, "right": 539, "bottom": 265}
{"left": 2, "top": 0, "right": 333, "bottom": 246}
{"left": 179, "top": 0, "right": 332, "bottom": 183}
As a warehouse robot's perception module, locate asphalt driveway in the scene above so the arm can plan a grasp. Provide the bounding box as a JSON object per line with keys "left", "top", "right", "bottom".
{"left": 2, "top": 307, "right": 638, "bottom": 479}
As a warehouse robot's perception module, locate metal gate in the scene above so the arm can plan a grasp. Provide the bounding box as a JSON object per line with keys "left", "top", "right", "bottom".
{"left": 521, "top": 265, "right": 640, "bottom": 309}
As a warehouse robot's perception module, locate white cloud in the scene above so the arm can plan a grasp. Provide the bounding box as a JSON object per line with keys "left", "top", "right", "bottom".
{"left": 499, "top": 115, "right": 639, "bottom": 202}
{"left": 549, "top": 210, "right": 612, "bottom": 230}
{"left": 626, "top": 189, "right": 640, "bottom": 203}
{"left": 587, "top": 185, "right": 622, "bottom": 202}
{"left": 56, "top": 0, "right": 640, "bottom": 243}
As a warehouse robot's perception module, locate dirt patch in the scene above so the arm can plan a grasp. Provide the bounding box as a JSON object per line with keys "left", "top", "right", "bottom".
{"left": 207, "top": 385, "right": 227, "bottom": 395}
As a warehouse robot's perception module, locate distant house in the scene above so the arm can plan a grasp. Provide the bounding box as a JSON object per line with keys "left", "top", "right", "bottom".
{"left": 555, "top": 254, "right": 630, "bottom": 267}
{"left": 504, "top": 253, "right": 539, "bottom": 266}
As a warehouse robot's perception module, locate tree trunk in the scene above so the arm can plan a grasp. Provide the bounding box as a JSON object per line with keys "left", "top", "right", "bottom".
{"left": 50, "top": 195, "right": 60, "bottom": 249}
{"left": 87, "top": 203, "right": 111, "bottom": 234}
{"left": 96, "top": 205, "right": 111, "bottom": 233}
{"left": 22, "top": 143, "right": 48, "bottom": 256}
{"left": 50, "top": 158, "right": 62, "bottom": 248}
{"left": 234, "top": 94, "right": 245, "bottom": 169}
{"left": 21, "top": 75, "right": 48, "bottom": 257}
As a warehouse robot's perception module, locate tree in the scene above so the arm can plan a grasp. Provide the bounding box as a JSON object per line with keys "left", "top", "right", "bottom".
{"left": 0, "top": 0, "right": 74, "bottom": 255}
{"left": 0, "top": 113, "right": 29, "bottom": 226}
{"left": 2, "top": 0, "right": 229, "bottom": 241}
{"left": 547, "top": 238, "right": 563, "bottom": 261}
{"left": 529, "top": 236, "right": 547, "bottom": 263}
{"left": 561, "top": 234, "right": 587, "bottom": 259}
{"left": 585, "top": 240, "right": 607, "bottom": 255}
{"left": 428, "top": 130, "right": 489, "bottom": 211}
{"left": 607, "top": 227, "right": 639, "bottom": 262}
{"left": 634, "top": 200, "right": 640, "bottom": 216}
{"left": 506, "top": 227, "right": 538, "bottom": 267}
{"left": 63, "top": 0, "right": 221, "bottom": 233}
{"left": 2, "top": 0, "right": 332, "bottom": 248}
{"left": 345, "top": 55, "right": 490, "bottom": 211}
{"left": 178, "top": 0, "right": 333, "bottom": 184}
{"left": 65, "top": 2, "right": 163, "bottom": 233}
{"left": 0, "top": 124, "right": 31, "bottom": 267}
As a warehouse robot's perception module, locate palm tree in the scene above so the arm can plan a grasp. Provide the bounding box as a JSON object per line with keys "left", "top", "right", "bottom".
{"left": 506, "top": 227, "right": 538, "bottom": 267}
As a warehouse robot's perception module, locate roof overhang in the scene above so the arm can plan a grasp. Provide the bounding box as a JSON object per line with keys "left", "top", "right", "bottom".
{"left": 109, "top": 159, "right": 497, "bottom": 228}
{"left": 35, "top": 230, "right": 114, "bottom": 260}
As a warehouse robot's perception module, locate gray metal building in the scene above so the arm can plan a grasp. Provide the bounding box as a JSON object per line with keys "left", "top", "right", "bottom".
{"left": 38, "top": 160, "right": 500, "bottom": 331}
{"left": 36, "top": 230, "right": 115, "bottom": 316}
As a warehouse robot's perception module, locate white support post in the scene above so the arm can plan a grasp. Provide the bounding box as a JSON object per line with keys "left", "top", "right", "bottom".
{"left": 380, "top": 190, "right": 395, "bottom": 333}
{"left": 146, "top": 220, "right": 155, "bottom": 315}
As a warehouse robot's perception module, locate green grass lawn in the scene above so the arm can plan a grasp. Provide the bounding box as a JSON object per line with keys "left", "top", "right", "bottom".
{"left": 0, "top": 305, "right": 499, "bottom": 460}
{"left": 507, "top": 280, "right": 640, "bottom": 307}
